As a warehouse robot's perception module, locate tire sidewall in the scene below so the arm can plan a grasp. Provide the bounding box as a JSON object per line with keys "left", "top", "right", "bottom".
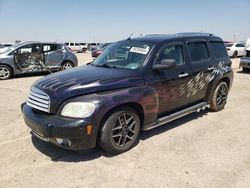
{"left": 210, "top": 81, "right": 229, "bottom": 111}
{"left": 99, "top": 107, "right": 141, "bottom": 154}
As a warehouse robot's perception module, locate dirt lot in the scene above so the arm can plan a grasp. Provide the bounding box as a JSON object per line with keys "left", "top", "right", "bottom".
{"left": 0, "top": 53, "right": 249, "bottom": 188}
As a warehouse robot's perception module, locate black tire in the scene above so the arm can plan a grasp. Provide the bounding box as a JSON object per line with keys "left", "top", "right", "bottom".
{"left": 210, "top": 81, "right": 229, "bottom": 111}
{"left": 242, "top": 67, "right": 250, "bottom": 72}
{"left": 0, "top": 65, "right": 13, "bottom": 80}
{"left": 232, "top": 51, "right": 238, "bottom": 58}
{"left": 61, "top": 61, "right": 74, "bottom": 70}
{"left": 98, "top": 107, "right": 141, "bottom": 154}
{"left": 82, "top": 48, "right": 87, "bottom": 53}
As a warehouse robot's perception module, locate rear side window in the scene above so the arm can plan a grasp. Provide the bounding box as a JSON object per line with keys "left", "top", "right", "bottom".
{"left": 70, "top": 43, "right": 74, "bottom": 46}
{"left": 188, "top": 42, "right": 210, "bottom": 62}
{"left": 211, "top": 42, "right": 228, "bottom": 58}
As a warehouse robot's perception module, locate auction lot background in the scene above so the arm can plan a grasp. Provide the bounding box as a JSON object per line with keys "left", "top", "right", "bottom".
{"left": 0, "top": 0, "right": 250, "bottom": 188}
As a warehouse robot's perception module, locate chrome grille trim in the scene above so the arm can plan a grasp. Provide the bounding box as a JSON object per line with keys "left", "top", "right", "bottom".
{"left": 27, "top": 87, "right": 50, "bottom": 113}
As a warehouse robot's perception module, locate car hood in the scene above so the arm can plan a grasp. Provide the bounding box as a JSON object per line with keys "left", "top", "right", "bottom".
{"left": 34, "top": 65, "right": 144, "bottom": 112}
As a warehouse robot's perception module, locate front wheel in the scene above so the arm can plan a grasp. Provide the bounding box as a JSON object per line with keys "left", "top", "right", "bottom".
{"left": 0, "top": 65, "right": 13, "bottom": 80}
{"left": 98, "top": 107, "right": 141, "bottom": 154}
{"left": 61, "top": 61, "right": 74, "bottom": 70}
{"left": 210, "top": 81, "right": 229, "bottom": 111}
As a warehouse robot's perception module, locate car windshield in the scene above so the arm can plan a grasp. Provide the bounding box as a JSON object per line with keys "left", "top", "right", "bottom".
{"left": 92, "top": 40, "right": 153, "bottom": 70}
{"left": 226, "top": 43, "right": 233, "bottom": 47}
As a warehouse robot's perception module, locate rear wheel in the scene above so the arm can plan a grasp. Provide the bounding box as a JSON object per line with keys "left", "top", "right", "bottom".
{"left": 210, "top": 81, "right": 229, "bottom": 111}
{"left": 61, "top": 61, "right": 74, "bottom": 70}
{"left": 0, "top": 65, "right": 13, "bottom": 80}
{"left": 98, "top": 107, "right": 141, "bottom": 154}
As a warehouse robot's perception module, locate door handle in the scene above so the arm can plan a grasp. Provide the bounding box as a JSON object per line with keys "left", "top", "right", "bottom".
{"left": 207, "top": 66, "right": 214, "bottom": 71}
{"left": 178, "top": 73, "right": 188, "bottom": 78}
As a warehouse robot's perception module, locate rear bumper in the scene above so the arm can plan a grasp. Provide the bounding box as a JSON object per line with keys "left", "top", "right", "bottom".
{"left": 240, "top": 58, "right": 250, "bottom": 68}
{"left": 22, "top": 103, "right": 97, "bottom": 150}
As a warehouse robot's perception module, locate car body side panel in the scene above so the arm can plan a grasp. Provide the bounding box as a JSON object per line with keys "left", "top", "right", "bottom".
{"left": 57, "top": 86, "right": 159, "bottom": 132}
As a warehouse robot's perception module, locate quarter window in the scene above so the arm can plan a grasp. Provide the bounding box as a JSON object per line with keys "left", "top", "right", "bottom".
{"left": 157, "top": 45, "right": 184, "bottom": 66}
{"left": 188, "top": 42, "right": 210, "bottom": 62}
{"left": 211, "top": 42, "right": 228, "bottom": 58}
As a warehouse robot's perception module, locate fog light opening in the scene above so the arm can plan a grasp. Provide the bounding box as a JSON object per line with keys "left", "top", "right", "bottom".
{"left": 56, "top": 138, "right": 72, "bottom": 147}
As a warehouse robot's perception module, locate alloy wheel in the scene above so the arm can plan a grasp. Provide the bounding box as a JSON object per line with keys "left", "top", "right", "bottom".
{"left": 62, "top": 62, "right": 73, "bottom": 70}
{"left": 0, "top": 67, "right": 10, "bottom": 79}
{"left": 111, "top": 113, "right": 137, "bottom": 148}
{"left": 216, "top": 84, "right": 228, "bottom": 106}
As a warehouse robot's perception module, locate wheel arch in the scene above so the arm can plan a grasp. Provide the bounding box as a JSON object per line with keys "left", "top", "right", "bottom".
{"left": 97, "top": 102, "right": 145, "bottom": 138}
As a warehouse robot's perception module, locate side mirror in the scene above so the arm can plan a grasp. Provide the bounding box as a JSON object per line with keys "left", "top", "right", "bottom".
{"left": 152, "top": 59, "right": 176, "bottom": 71}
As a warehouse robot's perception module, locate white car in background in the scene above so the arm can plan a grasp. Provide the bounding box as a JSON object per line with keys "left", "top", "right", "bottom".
{"left": 64, "top": 42, "right": 86, "bottom": 53}
{"left": 0, "top": 43, "right": 14, "bottom": 53}
{"left": 226, "top": 43, "right": 246, "bottom": 58}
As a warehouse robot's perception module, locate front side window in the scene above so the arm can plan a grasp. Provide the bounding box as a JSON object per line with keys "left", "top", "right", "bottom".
{"left": 92, "top": 40, "right": 153, "bottom": 70}
{"left": 156, "top": 44, "right": 184, "bottom": 66}
{"left": 188, "top": 42, "right": 210, "bottom": 62}
{"left": 211, "top": 41, "right": 228, "bottom": 58}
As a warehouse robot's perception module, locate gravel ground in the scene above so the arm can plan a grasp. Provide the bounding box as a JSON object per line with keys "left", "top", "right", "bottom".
{"left": 0, "top": 53, "right": 249, "bottom": 188}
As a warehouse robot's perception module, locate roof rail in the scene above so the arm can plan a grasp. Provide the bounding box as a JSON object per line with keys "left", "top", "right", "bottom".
{"left": 177, "top": 32, "right": 215, "bottom": 36}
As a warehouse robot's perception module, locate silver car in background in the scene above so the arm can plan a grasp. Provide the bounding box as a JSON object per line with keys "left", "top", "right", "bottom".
{"left": 0, "top": 42, "right": 78, "bottom": 80}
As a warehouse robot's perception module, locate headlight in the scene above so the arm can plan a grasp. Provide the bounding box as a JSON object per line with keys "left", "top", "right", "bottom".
{"left": 61, "top": 102, "right": 95, "bottom": 118}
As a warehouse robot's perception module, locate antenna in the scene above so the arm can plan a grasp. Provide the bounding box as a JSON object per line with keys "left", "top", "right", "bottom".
{"left": 127, "top": 33, "right": 134, "bottom": 40}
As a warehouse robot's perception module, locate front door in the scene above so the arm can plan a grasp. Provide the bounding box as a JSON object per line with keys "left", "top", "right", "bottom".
{"left": 148, "top": 42, "right": 193, "bottom": 116}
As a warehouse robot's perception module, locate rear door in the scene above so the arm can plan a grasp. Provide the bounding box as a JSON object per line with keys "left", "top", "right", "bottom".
{"left": 43, "top": 44, "right": 64, "bottom": 68}
{"left": 185, "top": 39, "right": 214, "bottom": 102}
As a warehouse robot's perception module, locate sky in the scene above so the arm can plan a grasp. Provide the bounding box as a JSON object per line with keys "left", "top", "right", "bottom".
{"left": 0, "top": 0, "right": 249, "bottom": 43}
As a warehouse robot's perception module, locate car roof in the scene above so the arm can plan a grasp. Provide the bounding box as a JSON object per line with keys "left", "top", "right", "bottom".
{"left": 131, "top": 32, "right": 222, "bottom": 44}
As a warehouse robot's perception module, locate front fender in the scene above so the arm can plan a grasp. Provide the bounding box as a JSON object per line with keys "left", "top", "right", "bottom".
{"left": 59, "top": 86, "right": 159, "bottom": 133}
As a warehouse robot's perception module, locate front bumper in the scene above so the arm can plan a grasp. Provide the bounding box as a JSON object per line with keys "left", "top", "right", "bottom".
{"left": 22, "top": 103, "right": 97, "bottom": 150}
{"left": 240, "top": 58, "right": 250, "bottom": 68}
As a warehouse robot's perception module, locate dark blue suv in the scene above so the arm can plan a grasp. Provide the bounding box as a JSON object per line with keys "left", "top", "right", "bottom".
{"left": 22, "top": 33, "right": 233, "bottom": 154}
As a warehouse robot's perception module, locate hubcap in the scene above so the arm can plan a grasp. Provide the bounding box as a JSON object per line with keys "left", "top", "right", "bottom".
{"left": 62, "top": 63, "right": 73, "bottom": 70}
{"left": 216, "top": 84, "right": 228, "bottom": 106}
{"left": 112, "top": 113, "right": 137, "bottom": 148}
{"left": 0, "top": 67, "right": 10, "bottom": 79}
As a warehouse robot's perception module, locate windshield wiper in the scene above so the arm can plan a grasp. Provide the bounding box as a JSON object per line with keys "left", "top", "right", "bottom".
{"left": 95, "top": 63, "right": 118, "bottom": 68}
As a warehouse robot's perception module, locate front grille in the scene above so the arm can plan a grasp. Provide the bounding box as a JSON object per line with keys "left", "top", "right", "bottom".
{"left": 27, "top": 87, "right": 50, "bottom": 113}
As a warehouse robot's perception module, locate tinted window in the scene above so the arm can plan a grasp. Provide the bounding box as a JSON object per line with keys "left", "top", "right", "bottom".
{"left": 75, "top": 43, "right": 80, "bottom": 46}
{"left": 211, "top": 42, "right": 228, "bottom": 58}
{"left": 157, "top": 45, "right": 184, "bottom": 65}
{"left": 70, "top": 43, "right": 74, "bottom": 46}
{"left": 65, "top": 42, "right": 69, "bottom": 46}
{"left": 188, "top": 42, "right": 210, "bottom": 62}
{"left": 236, "top": 44, "right": 245, "bottom": 47}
